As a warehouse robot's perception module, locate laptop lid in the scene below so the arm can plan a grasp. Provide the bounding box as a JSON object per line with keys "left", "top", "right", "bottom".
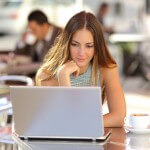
{"left": 10, "top": 86, "right": 108, "bottom": 140}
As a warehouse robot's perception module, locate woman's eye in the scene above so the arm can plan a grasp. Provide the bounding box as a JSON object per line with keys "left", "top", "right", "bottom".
{"left": 87, "top": 45, "right": 94, "bottom": 48}
{"left": 71, "top": 43, "right": 78, "bottom": 46}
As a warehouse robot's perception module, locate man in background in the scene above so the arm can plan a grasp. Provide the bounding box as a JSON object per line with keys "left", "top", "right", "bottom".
{"left": 97, "top": 3, "right": 114, "bottom": 34}
{"left": 15, "top": 10, "right": 62, "bottom": 62}
{"left": 0, "top": 10, "right": 62, "bottom": 77}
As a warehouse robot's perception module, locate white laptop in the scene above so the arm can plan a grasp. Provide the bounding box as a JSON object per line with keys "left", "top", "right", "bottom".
{"left": 10, "top": 86, "right": 111, "bottom": 141}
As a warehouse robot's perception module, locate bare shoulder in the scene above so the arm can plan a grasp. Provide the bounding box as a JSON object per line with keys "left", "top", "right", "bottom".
{"left": 100, "top": 66, "right": 120, "bottom": 84}
{"left": 101, "top": 66, "right": 119, "bottom": 75}
{"left": 36, "top": 69, "right": 58, "bottom": 86}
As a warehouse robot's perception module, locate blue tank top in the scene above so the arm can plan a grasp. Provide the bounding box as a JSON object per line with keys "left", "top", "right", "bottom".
{"left": 70, "top": 64, "right": 100, "bottom": 86}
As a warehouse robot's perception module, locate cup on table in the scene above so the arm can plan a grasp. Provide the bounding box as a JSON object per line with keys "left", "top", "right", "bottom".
{"left": 125, "top": 113, "right": 150, "bottom": 129}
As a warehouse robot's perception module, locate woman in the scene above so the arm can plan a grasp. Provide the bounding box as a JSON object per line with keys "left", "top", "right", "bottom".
{"left": 36, "top": 11, "right": 126, "bottom": 127}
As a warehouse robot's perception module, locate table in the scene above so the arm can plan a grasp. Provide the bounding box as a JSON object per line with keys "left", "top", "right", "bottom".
{"left": 12, "top": 128, "right": 150, "bottom": 150}
{"left": 0, "top": 92, "right": 150, "bottom": 150}
{"left": 0, "top": 35, "right": 20, "bottom": 53}
{"left": 0, "top": 63, "right": 41, "bottom": 75}
{"left": 109, "top": 33, "right": 150, "bottom": 43}
{"left": 0, "top": 54, "right": 41, "bottom": 75}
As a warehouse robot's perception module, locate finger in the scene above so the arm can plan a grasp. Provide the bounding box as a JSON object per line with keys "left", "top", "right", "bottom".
{"left": 67, "top": 60, "right": 74, "bottom": 64}
{"left": 73, "top": 66, "right": 80, "bottom": 78}
{"left": 71, "top": 60, "right": 75, "bottom": 63}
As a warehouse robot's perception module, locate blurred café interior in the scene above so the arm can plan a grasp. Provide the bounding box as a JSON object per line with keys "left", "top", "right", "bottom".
{"left": 0, "top": 0, "right": 150, "bottom": 149}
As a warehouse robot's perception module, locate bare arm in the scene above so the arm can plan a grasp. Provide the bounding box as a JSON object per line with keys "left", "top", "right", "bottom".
{"left": 36, "top": 61, "right": 80, "bottom": 86}
{"left": 102, "top": 67, "right": 126, "bottom": 127}
{"left": 36, "top": 69, "right": 58, "bottom": 86}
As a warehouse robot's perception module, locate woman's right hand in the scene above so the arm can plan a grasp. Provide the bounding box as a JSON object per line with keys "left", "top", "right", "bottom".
{"left": 57, "top": 60, "right": 80, "bottom": 86}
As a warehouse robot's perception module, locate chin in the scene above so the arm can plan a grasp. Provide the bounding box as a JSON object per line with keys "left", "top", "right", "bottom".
{"left": 76, "top": 61, "right": 88, "bottom": 68}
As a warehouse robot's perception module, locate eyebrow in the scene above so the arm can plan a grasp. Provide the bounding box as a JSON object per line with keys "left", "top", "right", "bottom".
{"left": 72, "top": 40, "right": 94, "bottom": 45}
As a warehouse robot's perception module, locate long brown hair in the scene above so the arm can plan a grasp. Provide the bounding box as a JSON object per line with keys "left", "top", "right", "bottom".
{"left": 36, "top": 11, "right": 116, "bottom": 87}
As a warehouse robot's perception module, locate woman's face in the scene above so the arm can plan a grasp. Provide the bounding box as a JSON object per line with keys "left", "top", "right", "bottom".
{"left": 70, "top": 28, "right": 94, "bottom": 72}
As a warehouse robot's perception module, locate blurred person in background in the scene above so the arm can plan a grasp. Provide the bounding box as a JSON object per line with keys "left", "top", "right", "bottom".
{"left": 15, "top": 10, "right": 62, "bottom": 62}
{"left": 97, "top": 2, "right": 114, "bottom": 34}
{"left": 36, "top": 11, "right": 126, "bottom": 127}
{"left": 0, "top": 10, "right": 62, "bottom": 77}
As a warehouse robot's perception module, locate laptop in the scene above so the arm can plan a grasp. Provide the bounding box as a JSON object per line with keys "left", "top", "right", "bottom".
{"left": 10, "top": 86, "right": 111, "bottom": 141}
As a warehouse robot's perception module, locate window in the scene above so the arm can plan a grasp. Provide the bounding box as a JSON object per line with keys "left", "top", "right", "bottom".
{"left": 1, "top": 0, "right": 22, "bottom": 7}
{"left": 32, "top": 0, "right": 75, "bottom": 5}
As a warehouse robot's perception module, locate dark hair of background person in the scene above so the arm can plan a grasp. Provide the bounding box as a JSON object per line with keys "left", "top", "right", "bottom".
{"left": 97, "top": 3, "right": 114, "bottom": 34}
{"left": 28, "top": 10, "right": 49, "bottom": 25}
{"left": 100, "top": 2, "right": 108, "bottom": 10}
{"left": 97, "top": 2, "right": 109, "bottom": 25}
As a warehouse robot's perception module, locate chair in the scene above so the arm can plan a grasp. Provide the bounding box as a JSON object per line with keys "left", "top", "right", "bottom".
{"left": 0, "top": 75, "right": 34, "bottom": 128}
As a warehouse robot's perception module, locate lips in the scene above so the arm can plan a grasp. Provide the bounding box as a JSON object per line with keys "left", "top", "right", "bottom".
{"left": 77, "top": 58, "right": 86, "bottom": 62}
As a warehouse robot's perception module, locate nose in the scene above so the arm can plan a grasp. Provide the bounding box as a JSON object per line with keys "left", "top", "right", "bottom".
{"left": 78, "top": 46, "right": 85, "bottom": 56}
